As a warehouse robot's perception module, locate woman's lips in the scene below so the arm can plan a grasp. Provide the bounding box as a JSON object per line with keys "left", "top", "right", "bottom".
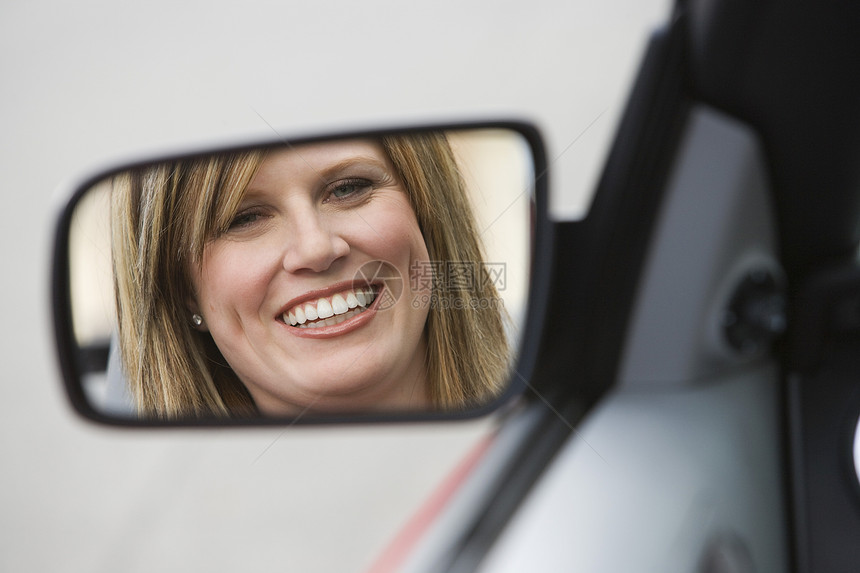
{"left": 283, "top": 285, "right": 379, "bottom": 328}
{"left": 278, "top": 284, "right": 383, "bottom": 340}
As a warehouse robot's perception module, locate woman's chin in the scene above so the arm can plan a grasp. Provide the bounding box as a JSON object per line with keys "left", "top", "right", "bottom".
{"left": 255, "top": 384, "right": 429, "bottom": 417}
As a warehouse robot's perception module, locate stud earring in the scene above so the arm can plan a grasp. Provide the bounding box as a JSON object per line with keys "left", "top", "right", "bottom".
{"left": 191, "top": 313, "right": 204, "bottom": 327}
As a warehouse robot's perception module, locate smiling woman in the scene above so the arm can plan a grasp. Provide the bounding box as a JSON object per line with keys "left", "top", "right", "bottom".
{"left": 104, "top": 131, "right": 522, "bottom": 419}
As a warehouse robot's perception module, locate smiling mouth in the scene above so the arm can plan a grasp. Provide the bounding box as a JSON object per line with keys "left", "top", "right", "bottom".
{"left": 283, "top": 285, "right": 380, "bottom": 329}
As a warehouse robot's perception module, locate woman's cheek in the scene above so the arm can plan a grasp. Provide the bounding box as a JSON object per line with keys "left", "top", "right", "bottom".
{"left": 202, "top": 244, "right": 275, "bottom": 313}
{"left": 357, "top": 199, "right": 425, "bottom": 256}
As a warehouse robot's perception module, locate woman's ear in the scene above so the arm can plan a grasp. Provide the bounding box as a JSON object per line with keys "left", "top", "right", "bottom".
{"left": 186, "top": 297, "right": 208, "bottom": 332}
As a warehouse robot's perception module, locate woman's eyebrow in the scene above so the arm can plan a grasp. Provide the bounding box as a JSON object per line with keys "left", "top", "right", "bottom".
{"left": 315, "top": 156, "right": 388, "bottom": 179}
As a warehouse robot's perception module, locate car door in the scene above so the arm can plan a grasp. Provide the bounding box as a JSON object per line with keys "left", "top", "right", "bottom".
{"left": 384, "top": 1, "right": 860, "bottom": 571}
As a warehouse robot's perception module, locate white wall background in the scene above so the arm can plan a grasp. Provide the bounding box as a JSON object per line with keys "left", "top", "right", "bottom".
{"left": 0, "top": 1, "right": 669, "bottom": 571}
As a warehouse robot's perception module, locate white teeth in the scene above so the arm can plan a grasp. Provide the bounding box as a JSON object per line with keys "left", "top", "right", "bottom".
{"left": 317, "top": 298, "right": 334, "bottom": 319}
{"left": 304, "top": 303, "right": 318, "bottom": 321}
{"left": 296, "top": 307, "right": 363, "bottom": 329}
{"left": 331, "top": 294, "right": 348, "bottom": 315}
{"left": 346, "top": 291, "right": 358, "bottom": 309}
{"left": 284, "top": 286, "right": 379, "bottom": 328}
{"left": 363, "top": 287, "right": 377, "bottom": 306}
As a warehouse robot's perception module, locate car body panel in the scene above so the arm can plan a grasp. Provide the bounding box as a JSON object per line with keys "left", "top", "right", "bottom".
{"left": 476, "top": 106, "right": 787, "bottom": 572}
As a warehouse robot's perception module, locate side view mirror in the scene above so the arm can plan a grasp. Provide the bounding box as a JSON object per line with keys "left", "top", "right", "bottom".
{"left": 52, "top": 122, "right": 550, "bottom": 426}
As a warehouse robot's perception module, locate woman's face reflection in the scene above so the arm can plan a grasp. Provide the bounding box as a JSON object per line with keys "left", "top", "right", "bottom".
{"left": 188, "top": 140, "right": 432, "bottom": 415}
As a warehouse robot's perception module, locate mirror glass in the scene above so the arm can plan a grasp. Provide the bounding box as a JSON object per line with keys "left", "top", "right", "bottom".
{"left": 61, "top": 126, "right": 540, "bottom": 423}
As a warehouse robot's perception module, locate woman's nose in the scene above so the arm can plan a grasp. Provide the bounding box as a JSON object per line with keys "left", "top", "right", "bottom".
{"left": 281, "top": 211, "right": 350, "bottom": 273}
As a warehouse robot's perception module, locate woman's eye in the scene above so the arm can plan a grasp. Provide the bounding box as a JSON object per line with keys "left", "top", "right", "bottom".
{"left": 329, "top": 178, "right": 373, "bottom": 200}
{"left": 228, "top": 210, "right": 264, "bottom": 230}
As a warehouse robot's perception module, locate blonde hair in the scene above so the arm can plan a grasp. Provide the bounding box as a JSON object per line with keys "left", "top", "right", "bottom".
{"left": 112, "top": 134, "right": 509, "bottom": 418}
{"left": 381, "top": 134, "right": 509, "bottom": 408}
